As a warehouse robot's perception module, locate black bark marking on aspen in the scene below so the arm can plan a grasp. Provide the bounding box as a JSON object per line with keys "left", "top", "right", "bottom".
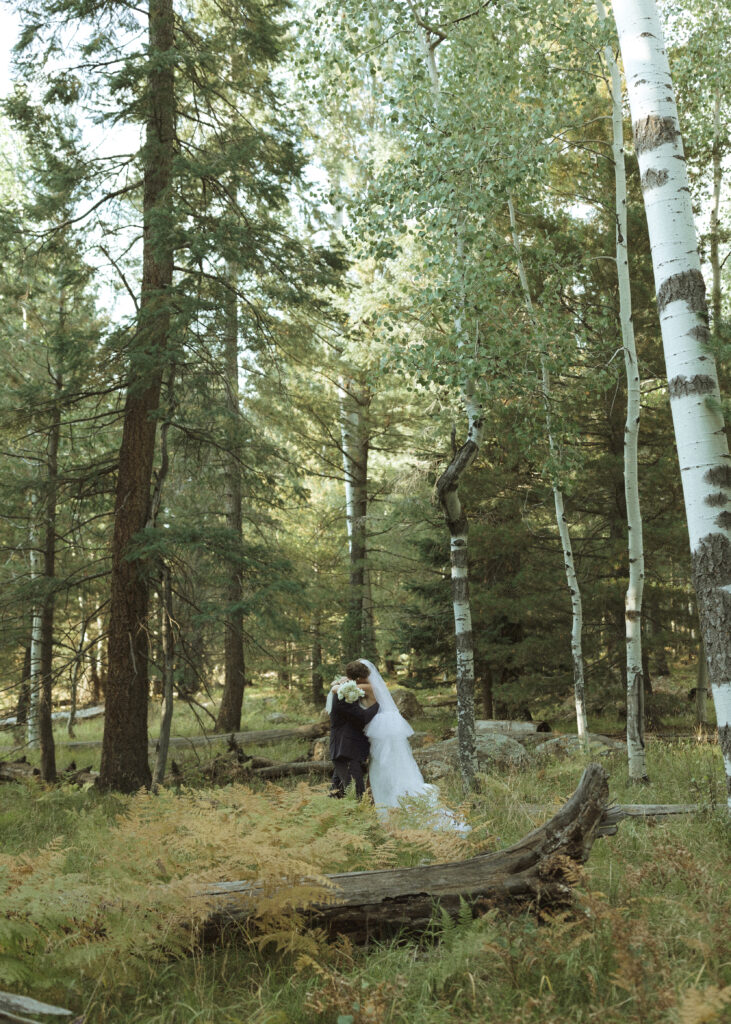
{"left": 641, "top": 167, "right": 669, "bottom": 190}
{"left": 626, "top": 610, "right": 641, "bottom": 621}
{"left": 716, "top": 511, "right": 731, "bottom": 530}
{"left": 639, "top": 31, "right": 655, "bottom": 37}
{"left": 668, "top": 375, "right": 716, "bottom": 398}
{"left": 705, "top": 491, "right": 729, "bottom": 507}
{"left": 451, "top": 544, "right": 469, "bottom": 570}
{"left": 452, "top": 578, "right": 469, "bottom": 604}
{"left": 633, "top": 115, "right": 678, "bottom": 156}
{"left": 455, "top": 631, "right": 473, "bottom": 653}
{"left": 690, "top": 324, "right": 711, "bottom": 343}
{"left": 690, "top": 532, "right": 731, "bottom": 685}
{"left": 705, "top": 464, "right": 731, "bottom": 488}
{"left": 657, "top": 269, "right": 707, "bottom": 314}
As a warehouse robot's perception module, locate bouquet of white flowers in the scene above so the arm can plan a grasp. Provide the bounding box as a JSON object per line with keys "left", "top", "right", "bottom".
{"left": 332, "top": 676, "right": 365, "bottom": 704}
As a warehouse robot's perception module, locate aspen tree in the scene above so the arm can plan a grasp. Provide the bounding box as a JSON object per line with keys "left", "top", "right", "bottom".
{"left": 410, "top": 6, "right": 479, "bottom": 787}
{"left": 597, "top": 0, "right": 648, "bottom": 782}
{"left": 611, "top": 0, "right": 731, "bottom": 805}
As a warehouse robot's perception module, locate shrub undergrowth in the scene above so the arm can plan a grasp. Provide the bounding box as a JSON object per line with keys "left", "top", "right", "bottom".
{"left": 1, "top": 693, "right": 729, "bottom": 1023}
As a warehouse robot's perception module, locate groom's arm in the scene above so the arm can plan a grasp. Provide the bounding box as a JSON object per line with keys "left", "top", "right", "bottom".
{"left": 339, "top": 701, "right": 379, "bottom": 726}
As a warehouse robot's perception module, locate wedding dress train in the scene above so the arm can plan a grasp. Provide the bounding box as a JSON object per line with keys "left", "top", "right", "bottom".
{"left": 360, "top": 659, "right": 470, "bottom": 833}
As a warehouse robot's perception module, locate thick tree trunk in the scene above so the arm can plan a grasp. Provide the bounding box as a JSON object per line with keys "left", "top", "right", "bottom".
{"left": 611, "top": 0, "right": 731, "bottom": 806}
{"left": 216, "top": 271, "right": 246, "bottom": 734}
{"left": 508, "top": 200, "right": 588, "bottom": 743}
{"left": 99, "top": 0, "right": 175, "bottom": 792}
{"left": 202, "top": 763, "right": 612, "bottom": 942}
{"left": 597, "top": 2, "right": 648, "bottom": 780}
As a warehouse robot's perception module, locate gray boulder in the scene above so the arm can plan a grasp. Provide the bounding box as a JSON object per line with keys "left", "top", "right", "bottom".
{"left": 393, "top": 689, "right": 423, "bottom": 719}
{"left": 415, "top": 732, "right": 530, "bottom": 780}
{"left": 534, "top": 733, "right": 625, "bottom": 759}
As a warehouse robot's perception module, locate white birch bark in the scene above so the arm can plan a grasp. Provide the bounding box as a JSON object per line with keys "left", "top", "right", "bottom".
{"left": 508, "top": 199, "right": 588, "bottom": 743}
{"left": 597, "top": 0, "right": 648, "bottom": 781}
{"left": 612, "top": 0, "right": 731, "bottom": 806}
{"left": 27, "top": 492, "right": 42, "bottom": 749}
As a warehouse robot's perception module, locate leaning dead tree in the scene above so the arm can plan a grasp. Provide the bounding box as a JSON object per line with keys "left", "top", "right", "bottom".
{"left": 202, "top": 763, "right": 615, "bottom": 942}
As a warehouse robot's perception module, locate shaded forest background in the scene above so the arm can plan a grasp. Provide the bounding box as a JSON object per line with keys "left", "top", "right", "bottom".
{"left": 0, "top": 0, "right": 728, "bottom": 771}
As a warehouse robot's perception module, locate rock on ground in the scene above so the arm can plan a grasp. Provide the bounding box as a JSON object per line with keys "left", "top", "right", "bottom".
{"left": 392, "top": 689, "right": 423, "bottom": 719}
{"left": 534, "top": 734, "right": 626, "bottom": 759}
{"left": 415, "top": 733, "right": 530, "bottom": 780}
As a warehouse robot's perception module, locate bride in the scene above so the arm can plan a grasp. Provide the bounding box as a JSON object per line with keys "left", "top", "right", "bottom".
{"left": 344, "top": 658, "right": 470, "bottom": 833}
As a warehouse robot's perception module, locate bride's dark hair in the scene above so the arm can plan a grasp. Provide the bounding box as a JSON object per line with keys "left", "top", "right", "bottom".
{"left": 345, "top": 660, "right": 370, "bottom": 680}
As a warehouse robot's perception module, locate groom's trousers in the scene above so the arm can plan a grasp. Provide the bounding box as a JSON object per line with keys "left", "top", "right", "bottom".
{"left": 330, "top": 757, "right": 367, "bottom": 799}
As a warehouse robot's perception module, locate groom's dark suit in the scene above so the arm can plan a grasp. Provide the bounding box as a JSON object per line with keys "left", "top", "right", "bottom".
{"left": 328, "top": 697, "right": 379, "bottom": 798}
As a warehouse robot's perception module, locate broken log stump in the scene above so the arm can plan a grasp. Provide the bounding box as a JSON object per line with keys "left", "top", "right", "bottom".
{"left": 201, "top": 762, "right": 611, "bottom": 942}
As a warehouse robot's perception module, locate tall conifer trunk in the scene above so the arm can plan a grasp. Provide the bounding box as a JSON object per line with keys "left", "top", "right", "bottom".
{"left": 99, "top": 0, "right": 175, "bottom": 792}
{"left": 216, "top": 273, "right": 246, "bottom": 733}
{"left": 611, "top": 0, "right": 731, "bottom": 806}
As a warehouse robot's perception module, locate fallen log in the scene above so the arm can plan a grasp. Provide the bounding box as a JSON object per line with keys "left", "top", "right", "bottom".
{"left": 0, "top": 759, "right": 40, "bottom": 783}
{"left": 253, "top": 760, "right": 332, "bottom": 780}
{"left": 0, "top": 759, "right": 98, "bottom": 785}
{"left": 0, "top": 755, "right": 330, "bottom": 786}
{"left": 201, "top": 762, "right": 612, "bottom": 942}
{"left": 475, "top": 720, "right": 551, "bottom": 734}
{"left": 601, "top": 802, "right": 700, "bottom": 822}
{"left": 60, "top": 720, "right": 329, "bottom": 752}
{"left": 0, "top": 990, "right": 71, "bottom": 1024}
{"left": 0, "top": 703, "right": 105, "bottom": 730}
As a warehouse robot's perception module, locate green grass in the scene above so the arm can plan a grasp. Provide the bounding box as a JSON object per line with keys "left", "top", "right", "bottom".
{"left": 1, "top": 672, "right": 729, "bottom": 1024}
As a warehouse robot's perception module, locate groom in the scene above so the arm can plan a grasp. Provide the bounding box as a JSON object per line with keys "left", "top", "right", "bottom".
{"left": 328, "top": 661, "right": 379, "bottom": 799}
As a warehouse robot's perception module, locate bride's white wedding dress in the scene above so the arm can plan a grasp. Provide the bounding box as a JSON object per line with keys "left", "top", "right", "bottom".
{"left": 360, "top": 659, "right": 470, "bottom": 833}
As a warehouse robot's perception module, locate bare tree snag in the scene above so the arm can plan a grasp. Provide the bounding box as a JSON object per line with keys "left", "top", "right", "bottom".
{"left": 201, "top": 763, "right": 612, "bottom": 941}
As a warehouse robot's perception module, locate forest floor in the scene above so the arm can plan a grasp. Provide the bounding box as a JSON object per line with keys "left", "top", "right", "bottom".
{"left": 0, "top": 667, "right": 729, "bottom": 1024}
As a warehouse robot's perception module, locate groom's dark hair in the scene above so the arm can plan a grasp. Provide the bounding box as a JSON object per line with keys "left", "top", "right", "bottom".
{"left": 345, "top": 661, "right": 370, "bottom": 680}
